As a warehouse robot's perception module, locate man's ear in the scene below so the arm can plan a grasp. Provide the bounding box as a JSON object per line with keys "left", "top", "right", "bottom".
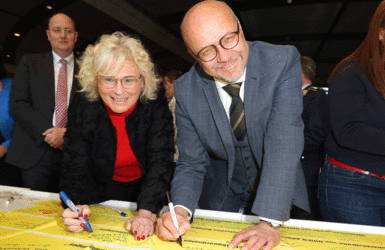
{"left": 379, "top": 28, "right": 385, "bottom": 41}
{"left": 188, "top": 50, "right": 204, "bottom": 67}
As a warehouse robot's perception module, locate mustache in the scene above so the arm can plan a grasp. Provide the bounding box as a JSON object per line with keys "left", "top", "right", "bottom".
{"left": 213, "top": 54, "right": 240, "bottom": 69}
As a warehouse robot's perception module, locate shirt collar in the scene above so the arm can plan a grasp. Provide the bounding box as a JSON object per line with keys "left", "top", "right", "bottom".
{"left": 302, "top": 83, "right": 311, "bottom": 90}
{"left": 52, "top": 51, "right": 74, "bottom": 65}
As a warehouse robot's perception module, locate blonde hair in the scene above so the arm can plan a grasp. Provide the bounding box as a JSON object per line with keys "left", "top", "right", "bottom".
{"left": 77, "top": 31, "right": 160, "bottom": 101}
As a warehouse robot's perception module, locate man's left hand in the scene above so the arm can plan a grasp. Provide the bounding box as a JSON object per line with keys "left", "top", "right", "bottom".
{"left": 43, "top": 127, "right": 66, "bottom": 149}
{"left": 228, "top": 221, "right": 280, "bottom": 250}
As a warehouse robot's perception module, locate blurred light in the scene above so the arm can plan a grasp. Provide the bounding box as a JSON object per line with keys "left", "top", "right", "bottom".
{"left": 6, "top": 55, "right": 11, "bottom": 58}
{"left": 46, "top": 5, "right": 53, "bottom": 10}
{"left": 287, "top": 0, "right": 292, "bottom": 4}
{"left": 14, "top": 33, "right": 20, "bottom": 37}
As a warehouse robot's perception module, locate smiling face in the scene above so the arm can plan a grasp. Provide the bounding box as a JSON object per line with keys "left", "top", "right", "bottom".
{"left": 46, "top": 13, "right": 78, "bottom": 58}
{"left": 182, "top": 1, "right": 249, "bottom": 84}
{"left": 98, "top": 58, "right": 143, "bottom": 113}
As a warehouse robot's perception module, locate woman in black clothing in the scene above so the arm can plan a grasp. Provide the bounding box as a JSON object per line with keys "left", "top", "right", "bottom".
{"left": 60, "top": 32, "right": 174, "bottom": 239}
{"left": 319, "top": 2, "right": 385, "bottom": 226}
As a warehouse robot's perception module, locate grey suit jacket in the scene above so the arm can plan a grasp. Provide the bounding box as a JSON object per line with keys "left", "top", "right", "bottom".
{"left": 6, "top": 51, "right": 80, "bottom": 169}
{"left": 170, "top": 41, "right": 309, "bottom": 221}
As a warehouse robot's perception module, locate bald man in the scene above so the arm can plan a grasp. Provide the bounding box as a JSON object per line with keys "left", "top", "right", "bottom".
{"left": 7, "top": 13, "right": 81, "bottom": 192}
{"left": 156, "top": 1, "right": 309, "bottom": 249}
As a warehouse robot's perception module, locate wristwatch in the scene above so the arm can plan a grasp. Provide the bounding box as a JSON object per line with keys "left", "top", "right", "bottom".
{"left": 260, "top": 220, "right": 282, "bottom": 229}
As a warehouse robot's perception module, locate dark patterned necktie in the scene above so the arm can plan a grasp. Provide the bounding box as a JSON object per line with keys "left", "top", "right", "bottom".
{"left": 223, "top": 82, "right": 245, "bottom": 141}
{"left": 55, "top": 59, "right": 68, "bottom": 128}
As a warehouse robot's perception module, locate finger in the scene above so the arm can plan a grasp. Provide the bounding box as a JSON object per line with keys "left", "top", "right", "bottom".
{"left": 163, "top": 213, "right": 180, "bottom": 238}
{"left": 125, "top": 218, "right": 133, "bottom": 232}
{"left": 178, "top": 219, "right": 191, "bottom": 236}
{"left": 42, "top": 128, "right": 54, "bottom": 136}
{"left": 156, "top": 216, "right": 176, "bottom": 241}
{"left": 240, "top": 236, "right": 259, "bottom": 250}
{"left": 62, "top": 208, "right": 81, "bottom": 219}
{"left": 78, "top": 205, "right": 91, "bottom": 217}
{"left": 229, "top": 232, "right": 249, "bottom": 249}
{"left": 134, "top": 222, "right": 145, "bottom": 240}
{"left": 63, "top": 217, "right": 84, "bottom": 229}
{"left": 140, "top": 220, "right": 155, "bottom": 240}
{"left": 261, "top": 239, "right": 277, "bottom": 250}
{"left": 66, "top": 223, "right": 86, "bottom": 233}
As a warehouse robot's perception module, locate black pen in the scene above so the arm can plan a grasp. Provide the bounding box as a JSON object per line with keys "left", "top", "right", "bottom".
{"left": 166, "top": 191, "right": 182, "bottom": 247}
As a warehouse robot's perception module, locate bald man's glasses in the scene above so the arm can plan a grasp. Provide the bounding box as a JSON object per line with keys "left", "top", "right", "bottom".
{"left": 193, "top": 23, "right": 240, "bottom": 62}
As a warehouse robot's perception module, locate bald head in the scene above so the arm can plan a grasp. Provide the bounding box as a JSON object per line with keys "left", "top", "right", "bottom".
{"left": 180, "top": 0, "right": 249, "bottom": 83}
{"left": 181, "top": 1, "right": 238, "bottom": 47}
{"left": 46, "top": 13, "right": 77, "bottom": 58}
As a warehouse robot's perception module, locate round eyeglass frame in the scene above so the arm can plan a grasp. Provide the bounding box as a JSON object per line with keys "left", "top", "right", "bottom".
{"left": 98, "top": 75, "right": 143, "bottom": 89}
{"left": 191, "top": 23, "right": 240, "bottom": 62}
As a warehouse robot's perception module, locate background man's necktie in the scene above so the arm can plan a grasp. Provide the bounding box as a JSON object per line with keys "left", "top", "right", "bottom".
{"left": 223, "top": 82, "right": 245, "bottom": 141}
{"left": 55, "top": 59, "right": 68, "bottom": 128}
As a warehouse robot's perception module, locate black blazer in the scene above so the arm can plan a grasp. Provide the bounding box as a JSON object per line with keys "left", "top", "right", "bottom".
{"left": 6, "top": 52, "right": 81, "bottom": 168}
{"left": 301, "top": 85, "right": 330, "bottom": 186}
{"left": 59, "top": 90, "right": 175, "bottom": 215}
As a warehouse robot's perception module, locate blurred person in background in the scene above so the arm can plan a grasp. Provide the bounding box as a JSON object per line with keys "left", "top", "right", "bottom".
{"left": 290, "top": 56, "right": 329, "bottom": 221}
{"left": 0, "top": 56, "right": 23, "bottom": 187}
{"left": 162, "top": 70, "right": 183, "bottom": 161}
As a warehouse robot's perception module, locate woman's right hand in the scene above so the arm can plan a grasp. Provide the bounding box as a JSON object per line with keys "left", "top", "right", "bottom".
{"left": 62, "top": 204, "right": 90, "bottom": 233}
{"left": 0, "top": 145, "right": 7, "bottom": 158}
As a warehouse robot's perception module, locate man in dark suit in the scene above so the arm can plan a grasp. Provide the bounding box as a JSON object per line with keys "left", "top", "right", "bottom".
{"left": 290, "top": 56, "right": 330, "bottom": 221}
{"left": 157, "top": 1, "right": 309, "bottom": 250}
{"left": 6, "top": 13, "right": 80, "bottom": 192}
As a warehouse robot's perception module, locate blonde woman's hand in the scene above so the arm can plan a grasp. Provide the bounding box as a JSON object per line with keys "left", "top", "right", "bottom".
{"left": 62, "top": 204, "right": 90, "bottom": 233}
{"left": 125, "top": 209, "right": 156, "bottom": 241}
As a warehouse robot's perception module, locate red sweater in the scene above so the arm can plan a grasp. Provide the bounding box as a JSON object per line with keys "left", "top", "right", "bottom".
{"left": 104, "top": 102, "right": 144, "bottom": 182}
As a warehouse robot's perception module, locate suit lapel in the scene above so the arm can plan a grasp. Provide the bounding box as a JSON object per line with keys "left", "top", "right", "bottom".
{"left": 201, "top": 77, "right": 236, "bottom": 183}
{"left": 243, "top": 54, "right": 261, "bottom": 157}
{"left": 42, "top": 52, "right": 56, "bottom": 108}
{"left": 69, "top": 59, "right": 80, "bottom": 105}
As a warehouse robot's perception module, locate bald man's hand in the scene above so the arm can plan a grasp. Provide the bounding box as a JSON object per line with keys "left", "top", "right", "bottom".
{"left": 228, "top": 221, "right": 280, "bottom": 250}
{"left": 156, "top": 207, "right": 191, "bottom": 241}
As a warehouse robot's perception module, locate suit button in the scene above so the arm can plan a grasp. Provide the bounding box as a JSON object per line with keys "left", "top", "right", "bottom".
{"left": 245, "top": 157, "right": 249, "bottom": 161}
{"left": 246, "top": 167, "right": 250, "bottom": 170}
{"left": 226, "top": 181, "right": 229, "bottom": 185}
{"left": 218, "top": 198, "right": 222, "bottom": 202}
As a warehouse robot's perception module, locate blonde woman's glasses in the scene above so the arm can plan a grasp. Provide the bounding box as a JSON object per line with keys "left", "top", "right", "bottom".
{"left": 98, "top": 76, "right": 142, "bottom": 89}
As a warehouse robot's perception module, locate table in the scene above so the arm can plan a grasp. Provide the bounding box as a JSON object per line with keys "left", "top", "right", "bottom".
{"left": 0, "top": 185, "right": 384, "bottom": 250}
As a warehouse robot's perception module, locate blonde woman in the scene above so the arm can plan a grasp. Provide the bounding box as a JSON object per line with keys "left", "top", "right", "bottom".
{"left": 60, "top": 32, "right": 174, "bottom": 240}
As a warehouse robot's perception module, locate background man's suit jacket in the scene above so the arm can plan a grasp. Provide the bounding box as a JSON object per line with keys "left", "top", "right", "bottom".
{"left": 6, "top": 52, "right": 80, "bottom": 169}
{"left": 171, "top": 41, "right": 309, "bottom": 221}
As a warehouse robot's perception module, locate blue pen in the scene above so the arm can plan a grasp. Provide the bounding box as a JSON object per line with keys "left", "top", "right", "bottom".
{"left": 113, "top": 208, "right": 127, "bottom": 217}
{"left": 59, "top": 191, "right": 93, "bottom": 232}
